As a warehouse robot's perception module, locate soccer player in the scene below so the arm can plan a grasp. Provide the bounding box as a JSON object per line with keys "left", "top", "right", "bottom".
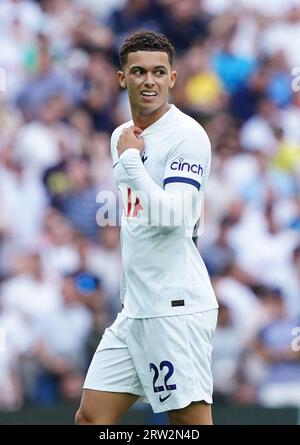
{"left": 75, "top": 31, "right": 219, "bottom": 425}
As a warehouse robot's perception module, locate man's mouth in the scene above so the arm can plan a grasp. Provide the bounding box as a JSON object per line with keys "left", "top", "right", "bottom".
{"left": 141, "top": 91, "right": 157, "bottom": 97}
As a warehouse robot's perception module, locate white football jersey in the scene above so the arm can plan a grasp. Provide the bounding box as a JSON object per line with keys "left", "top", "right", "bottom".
{"left": 111, "top": 105, "right": 218, "bottom": 318}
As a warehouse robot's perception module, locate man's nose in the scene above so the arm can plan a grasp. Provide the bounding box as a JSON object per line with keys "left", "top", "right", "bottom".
{"left": 144, "top": 73, "right": 155, "bottom": 87}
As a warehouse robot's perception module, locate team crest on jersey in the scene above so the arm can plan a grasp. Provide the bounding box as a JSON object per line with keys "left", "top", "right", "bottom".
{"left": 170, "top": 158, "right": 203, "bottom": 175}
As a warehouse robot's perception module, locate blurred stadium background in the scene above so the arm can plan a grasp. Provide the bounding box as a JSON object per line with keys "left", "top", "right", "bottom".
{"left": 0, "top": 0, "right": 300, "bottom": 425}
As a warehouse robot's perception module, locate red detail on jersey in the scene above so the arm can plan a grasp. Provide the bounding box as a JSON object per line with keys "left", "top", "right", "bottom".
{"left": 127, "top": 188, "right": 143, "bottom": 217}
{"left": 127, "top": 188, "right": 132, "bottom": 215}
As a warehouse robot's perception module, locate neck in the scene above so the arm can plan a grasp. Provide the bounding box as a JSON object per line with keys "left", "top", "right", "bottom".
{"left": 132, "top": 103, "right": 171, "bottom": 130}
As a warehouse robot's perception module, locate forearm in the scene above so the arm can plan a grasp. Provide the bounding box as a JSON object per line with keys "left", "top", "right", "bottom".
{"left": 120, "top": 149, "right": 197, "bottom": 227}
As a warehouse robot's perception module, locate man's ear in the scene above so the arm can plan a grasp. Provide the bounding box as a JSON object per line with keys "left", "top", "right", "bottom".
{"left": 169, "top": 70, "right": 177, "bottom": 89}
{"left": 117, "top": 71, "right": 126, "bottom": 88}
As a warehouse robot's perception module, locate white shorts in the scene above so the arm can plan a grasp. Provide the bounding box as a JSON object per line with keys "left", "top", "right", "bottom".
{"left": 83, "top": 309, "right": 218, "bottom": 414}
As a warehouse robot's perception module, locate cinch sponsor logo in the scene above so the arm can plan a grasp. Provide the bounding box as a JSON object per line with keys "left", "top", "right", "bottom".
{"left": 170, "top": 158, "right": 203, "bottom": 175}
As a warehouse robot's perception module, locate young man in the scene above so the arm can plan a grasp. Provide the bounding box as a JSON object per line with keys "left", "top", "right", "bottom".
{"left": 75, "top": 31, "right": 219, "bottom": 425}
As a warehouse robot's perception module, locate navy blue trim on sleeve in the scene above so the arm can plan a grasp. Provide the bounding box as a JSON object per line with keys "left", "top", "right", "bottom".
{"left": 163, "top": 176, "right": 201, "bottom": 190}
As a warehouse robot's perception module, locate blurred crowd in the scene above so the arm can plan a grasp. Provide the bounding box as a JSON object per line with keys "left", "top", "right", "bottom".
{"left": 0, "top": 0, "right": 300, "bottom": 412}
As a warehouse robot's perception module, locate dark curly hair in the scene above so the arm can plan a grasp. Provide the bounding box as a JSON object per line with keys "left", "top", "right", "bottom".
{"left": 119, "top": 31, "right": 175, "bottom": 68}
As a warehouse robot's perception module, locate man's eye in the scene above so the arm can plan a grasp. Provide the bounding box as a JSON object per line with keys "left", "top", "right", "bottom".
{"left": 134, "top": 70, "right": 143, "bottom": 75}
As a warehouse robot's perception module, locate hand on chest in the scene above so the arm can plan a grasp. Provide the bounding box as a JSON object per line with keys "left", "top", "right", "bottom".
{"left": 115, "top": 133, "right": 168, "bottom": 188}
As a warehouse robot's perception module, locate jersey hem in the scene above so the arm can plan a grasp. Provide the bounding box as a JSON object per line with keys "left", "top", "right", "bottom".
{"left": 121, "top": 304, "right": 219, "bottom": 319}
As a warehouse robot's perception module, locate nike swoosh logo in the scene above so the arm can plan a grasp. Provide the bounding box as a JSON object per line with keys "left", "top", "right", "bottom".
{"left": 159, "top": 393, "right": 171, "bottom": 403}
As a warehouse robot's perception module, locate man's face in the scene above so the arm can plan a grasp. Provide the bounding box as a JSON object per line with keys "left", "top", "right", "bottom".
{"left": 118, "top": 51, "right": 177, "bottom": 114}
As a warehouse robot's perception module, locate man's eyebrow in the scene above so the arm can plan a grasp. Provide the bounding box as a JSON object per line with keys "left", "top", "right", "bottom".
{"left": 129, "top": 65, "right": 168, "bottom": 71}
{"left": 129, "top": 66, "right": 144, "bottom": 71}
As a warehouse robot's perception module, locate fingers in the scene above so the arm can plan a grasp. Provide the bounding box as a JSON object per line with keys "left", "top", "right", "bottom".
{"left": 133, "top": 126, "right": 143, "bottom": 135}
{"left": 118, "top": 125, "right": 144, "bottom": 154}
{"left": 122, "top": 126, "right": 143, "bottom": 136}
